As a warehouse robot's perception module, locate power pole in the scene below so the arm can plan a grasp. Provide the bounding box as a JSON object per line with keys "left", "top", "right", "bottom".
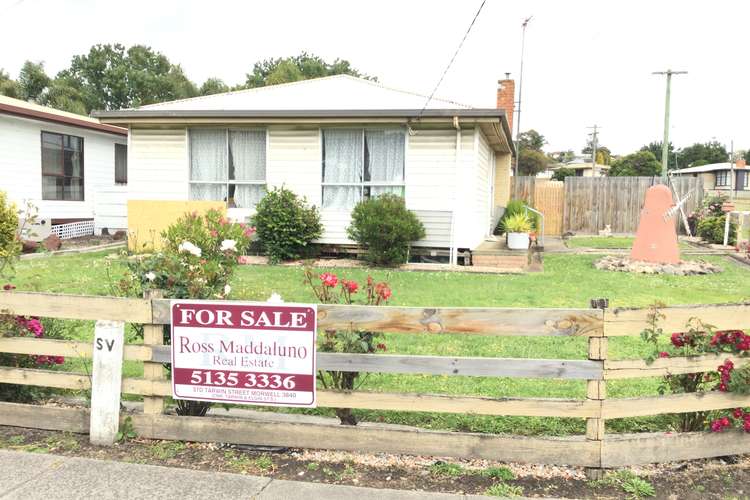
{"left": 652, "top": 69, "right": 687, "bottom": 178}
{"left": 514, "top": 16, "right": 533, "bottom": 176}
{"left": 587, "top": 125, "right": 600, "bottom": 177}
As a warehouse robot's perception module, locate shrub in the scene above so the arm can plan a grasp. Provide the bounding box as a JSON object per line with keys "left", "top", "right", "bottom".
{"left": 115, "top": 210, "right": 253, "bottom": 417}
{"left": 501, "top": 213, "right": 531, "bottom": 233}
{"left": 551, "top": 167, "right": 576, "bottom": 181}
{"left": 0, "top": 316, "right": 68, "bottom": 402}
{"left": 304, "top": 268, "right": 390, "bottom": 425}
{"left": 0, "top": 191, "right": 20, "bottom": 280}
{"left": 346, "top": 194, "right": 425, "bottom": 266}
{"left": 251, "top": 187, "right": 322, "bottom": 263}
{"left": 696, "top": 215, "right": 736, "bottom": 245}
{"left": 495, "top": 199, "right": 539, "bottom": 235}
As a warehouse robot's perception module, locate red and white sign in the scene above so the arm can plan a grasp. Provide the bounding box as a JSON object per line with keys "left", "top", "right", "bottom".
{"left": 170, "top": 300, "right": 317, "bottom": 407}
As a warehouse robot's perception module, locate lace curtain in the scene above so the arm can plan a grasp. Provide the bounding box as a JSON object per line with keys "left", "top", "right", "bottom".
{"left": 229, "top": 130, "right": 266, "bottom": 208}
{"left": 322, "top": 129, "right": 362, "bottom": 209}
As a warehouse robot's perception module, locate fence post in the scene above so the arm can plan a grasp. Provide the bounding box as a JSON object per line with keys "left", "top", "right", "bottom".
{"left": 143, "top": 290, "right": 165, "bottom": 415}
{"left": 89, "top": 320, "right": 125, "bottom": 445}
{"left": 586, "top": 299, "right": 609, "bottom": 480}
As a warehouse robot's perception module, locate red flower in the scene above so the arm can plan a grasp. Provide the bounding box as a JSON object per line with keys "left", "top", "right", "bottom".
{"left": 54, "top": 356, "right": 65, "bottom": 365}
{"left": 210, "top": 230, "right": 218, "bottom": 237}
{"left": 244, "top": 226, "right": 256, "bottom": 237}
{"left": 658, "top": 351, "right": 670, "bottom": 358}
{"left": 376, "top": 343, "right": 387, "bottom": 351}
{"left": 342, "top": 280, "right": 359, "bottom": 294}
{"left": 670, "top": 332, "right": 685, "bottom": 347}
{"left": 2, "top": 283, "right": 15, "bottom": 291}
{"left": 745, "top": 418, "right": 750, "bottom": 432}
{"left": 320, "top": 272, "right": 338, "bottom": 287}
{"left": 375, "top": 283, "right": 392, "bottom": 301}
{"left": 733, "top": 408, "right": 745, "bottom": 419}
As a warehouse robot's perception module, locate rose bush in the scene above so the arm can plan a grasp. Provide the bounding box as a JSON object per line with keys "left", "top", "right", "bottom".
{"left": 304, "top": 268, "right": 391, "bottom": 425}
{"left": 114, "top": 209, "right": 253, "bottom": 416}
{"left": 642, "top": 306, "right": 749, "bottom": 432}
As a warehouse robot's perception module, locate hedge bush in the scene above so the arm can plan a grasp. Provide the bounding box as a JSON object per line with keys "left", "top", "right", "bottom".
{"left": 696, "top": 215, "right": 736, "bottom": 245}
{"left": 346, "top": 194, "right": 425, "bottom": 266}
{"left": 251, "top": 187, "right": 322, "bottom": 263}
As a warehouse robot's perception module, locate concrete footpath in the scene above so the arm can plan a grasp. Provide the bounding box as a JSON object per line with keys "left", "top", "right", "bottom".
{"left": 0, "top": 450, "right": 494, "bottom": 499}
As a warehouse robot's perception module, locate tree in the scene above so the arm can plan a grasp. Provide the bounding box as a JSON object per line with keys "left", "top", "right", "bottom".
{"left": 18, "top": 61, "right": 51, "bottom": 102}
{"left": 244, "top": 52, "right": 374, "bottom": 88}
{"left": 743, "top": 150, "right": 750, "bottom": 163}
{"left": 551, "top": 167, "right": 576, "bottom": 181}
{"left": 199, "top": 78, "right": 230, "bottom": 96}
{"left": 679, "top": 141, "right": 728, "bottom": 167}
{"left": 518, "top": 149, "right": 550, "bottom": 176}
{"left": 640, "top": 141, "right": 677, "bottom": 170}
{"left": 0, "top": 69, "right": 21, "bottom": 98}
{"left": 608, "top": 150, "right": 662, "bottom": 177}
{"left": 518, "top": 129, "right": 546, "bottom": 152}
{"left": 58, "top": 44, "right": 199, "bottom": 112}
{"left": 583, "top": 140, "right": 612, "bottom": 165}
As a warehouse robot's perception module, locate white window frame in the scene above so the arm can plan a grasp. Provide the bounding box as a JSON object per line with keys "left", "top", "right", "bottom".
{"left": 715, "top": 170, "right": 730, "bottom": 187}
{"left": 321, "top": 127, "right": 407, "bottom": 209}
{"left": 188, "top": 127, "right": 268, "bottom": 208}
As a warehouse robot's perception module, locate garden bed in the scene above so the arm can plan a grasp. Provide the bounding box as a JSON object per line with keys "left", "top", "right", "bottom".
{"left": 1, "top": 424, "right": 748, "bottom": 499}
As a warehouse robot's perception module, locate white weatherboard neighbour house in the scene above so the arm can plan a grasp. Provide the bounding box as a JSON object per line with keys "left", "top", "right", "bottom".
{"left": 0, "top": 95, "right": 128, "bottom": 236}
{"left": 96, "top": 75, "right": 515, "bottom": 261}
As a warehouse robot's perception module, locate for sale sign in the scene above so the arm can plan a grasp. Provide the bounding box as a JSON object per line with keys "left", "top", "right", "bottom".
{"left": 170, "top": 300, "right": 317, "bottom": 407}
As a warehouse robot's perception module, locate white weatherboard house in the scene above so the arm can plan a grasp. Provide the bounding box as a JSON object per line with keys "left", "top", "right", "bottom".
{"left": 96, "top": 75, "right": 515, "bottom": 261}
{"left": 0, "top": 95, "right": 128, "bottom": 236}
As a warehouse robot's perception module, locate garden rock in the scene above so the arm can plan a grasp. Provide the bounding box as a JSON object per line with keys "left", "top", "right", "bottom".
{"left": 21, "top": 240, "right": 39, "bottom": 253}
{"left": 594, "top": 255, "right": 721, "bottom": 275}
{"left": 42, "top": 234, "right": 62, "bottom": 251}
{"left": 112, "top": 230, "right": 127, "bottom": 241}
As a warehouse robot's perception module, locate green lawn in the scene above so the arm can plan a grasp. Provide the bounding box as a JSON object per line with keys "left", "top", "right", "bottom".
{"left": 7, "top": 251, "right": 750, "bottom": 436}
{"left": 566, "top": 236, "right": 692, "bottom": 250}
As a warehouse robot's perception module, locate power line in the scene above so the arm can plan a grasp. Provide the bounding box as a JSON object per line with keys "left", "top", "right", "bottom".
{"left": 418, "top": 0, "right": 487, "bottom": 118}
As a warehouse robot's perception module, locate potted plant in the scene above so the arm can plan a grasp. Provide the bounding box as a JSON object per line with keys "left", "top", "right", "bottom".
{"left": 502, "top": 213, "right": 532, "bottom": 250}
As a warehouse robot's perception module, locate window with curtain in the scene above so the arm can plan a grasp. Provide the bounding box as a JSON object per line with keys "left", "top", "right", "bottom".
{"left": 114, "top": 143, "right": 127, "bottom": 184}
{"left": 189, "top": 128, "right": 266, "bottom": 208}
{"left": 41, "top": 131, "right": 84, "bottom": 201}
{"left": 715, "top": 170, "right": 729, "bottom": 187}
{"left": 321, "top": 128, "right": 405, "bottom": 209}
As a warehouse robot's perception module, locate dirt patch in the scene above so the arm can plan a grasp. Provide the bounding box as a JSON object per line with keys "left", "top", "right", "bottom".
{"left": 1, "top": 425, "right": 748, "bottom": 498}
{"left": 58, "top": 234, "right": 119, "bottom": 250}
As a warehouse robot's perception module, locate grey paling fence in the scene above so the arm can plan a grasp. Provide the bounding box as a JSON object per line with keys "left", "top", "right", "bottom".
{"left": 1, "top": 292, "right": 750, "bottom": 473}
{"left": 562, "top": 176, "right": 704, "bottom": 235}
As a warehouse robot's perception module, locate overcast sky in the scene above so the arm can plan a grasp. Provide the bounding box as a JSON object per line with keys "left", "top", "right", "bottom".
{"left": 2, "top": 0, "right": 747, "bottom": 154}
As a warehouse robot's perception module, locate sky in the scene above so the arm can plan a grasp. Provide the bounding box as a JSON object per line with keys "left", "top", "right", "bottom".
{"left": 2, "top": 0, "right": 748, "bottom": 155}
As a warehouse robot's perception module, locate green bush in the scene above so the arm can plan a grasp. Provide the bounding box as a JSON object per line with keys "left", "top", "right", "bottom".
{"left": 0, "top": 191, "right": 20, "bottom": 280}
{"left": 495, "top": 199, "right": 539, "bottom": 235}
{"left": 346, "top": 194, "right": 425, "bottom": 266}
{"left": 696, "top": 215, "right": 736, "bottom": 245}
{"left": 251, "top": 187, "right": 322, "bottom": 263}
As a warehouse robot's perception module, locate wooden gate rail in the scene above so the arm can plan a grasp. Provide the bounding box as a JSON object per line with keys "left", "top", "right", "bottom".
{"left": 1, "top": 291, "right": 750, "bottom": 470}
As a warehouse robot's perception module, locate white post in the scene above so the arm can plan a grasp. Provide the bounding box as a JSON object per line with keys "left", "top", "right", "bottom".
{"left": 90, "top": 320, "right": 125, "bottom": 446}
{"left": 724, "top": 211, "right": 732, "bottom": 246}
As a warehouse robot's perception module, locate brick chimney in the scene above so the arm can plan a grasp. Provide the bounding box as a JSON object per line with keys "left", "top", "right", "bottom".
{"left": 736, "top": 159, "right": 747, "bottom": 168}
{"left": 497, "top": 75, "right": 516, "bottom": 132}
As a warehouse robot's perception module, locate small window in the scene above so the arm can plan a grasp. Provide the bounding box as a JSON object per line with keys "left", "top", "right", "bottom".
{"left": 115, "top": 144, "right": 127, "bottom": 184}
{"left": 41, "top": 131, "right": 84, "bottom": 201}
{"left": 716, "top": 170, "right": 730, "bottom": 187}
{"left": 189, "top": 129, "right": 266, "bottom": 209}
{"left": 321, "top": 128, "right": 405, "bottom": 209}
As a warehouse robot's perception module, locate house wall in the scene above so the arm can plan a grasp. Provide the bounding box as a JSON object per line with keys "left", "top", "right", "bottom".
{"left": 127, "top": 124, "right": 488, "bottom": 249}
{"left": 0, "top": 114, "right": 126, "bottom": 228}
{"left": 476, "top": 129, "right": 493, "bottom": 239}
{"left": 494, "top": 152, "right": 512, "bottom": 207}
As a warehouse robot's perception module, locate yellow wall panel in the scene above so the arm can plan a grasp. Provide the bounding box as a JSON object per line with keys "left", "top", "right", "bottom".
{"left": 127, "top": 200, "right": 226, "bottom": 252}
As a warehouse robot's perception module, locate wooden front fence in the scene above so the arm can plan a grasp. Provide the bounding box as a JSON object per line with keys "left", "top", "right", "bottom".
{"left": 512, "top": 176, "right": 704, "bottom": 236}
{"left": 1, "top": 292, "right": 749, "bottom": 470}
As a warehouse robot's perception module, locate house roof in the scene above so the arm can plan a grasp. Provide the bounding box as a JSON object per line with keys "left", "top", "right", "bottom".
{"left": 670, "top": 162, "right": 745, "bottom": 174}
{"left": 93, "top": 75, "right": 514, "bottom": 154}
{"left": 556, "top": 162, "right": 610, "bottom": 170}
{"left": 126, "top": 74, "right": 474, "bottom": 112}
{"left": 0, "top": 95, "right": 126, "bottom": 136}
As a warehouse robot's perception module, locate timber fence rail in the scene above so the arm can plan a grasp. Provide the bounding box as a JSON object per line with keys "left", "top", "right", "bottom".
{"left": 1, "top": 292, "right": 749, "bottom": 472}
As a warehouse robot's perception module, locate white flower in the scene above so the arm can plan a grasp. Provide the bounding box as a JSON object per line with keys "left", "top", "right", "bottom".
{"left": 224, "top": 284, "right": 231, "bottom": 296}
{"left": 178, "top": 241, "right": 202, "bottom": 257}
{"left": 144, "top": 271, "right": 156, "bottom": 282}
{"left": 220, "top": 239, "right": 237, "bottom": 252}
{"left": 267, "top": 292, "right": 284, "bottom": 304}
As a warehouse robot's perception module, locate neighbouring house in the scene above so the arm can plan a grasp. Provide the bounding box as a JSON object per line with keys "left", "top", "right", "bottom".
{"left": 552, "top": 154, "right": 609, "bottom": 177}
{"left": 0, "top": 95, "right": 128, "bottom": 237}
{"left": 671, "top": 160, "right": 748, "bottom": 195}
{"left": 96, "top": 75, "right": 516, "bottom": 263}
